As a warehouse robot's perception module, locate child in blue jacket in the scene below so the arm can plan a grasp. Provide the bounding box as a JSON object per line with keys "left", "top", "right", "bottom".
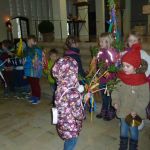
{"left": 24, "top": 35, "right": 42, "bottom": 104}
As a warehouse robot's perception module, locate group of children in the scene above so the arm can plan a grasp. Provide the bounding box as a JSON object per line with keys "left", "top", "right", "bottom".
{"left": 0, "top": 35, "right": 43, "bottom": 105}
{"left": 0, "top": 32, "right": 150, "bottom": 149}
{"left": 51, "top": 33, "right": 150, "bottom": 150}
{"left": 0, "top": 39, "right": 29, "bottom": 97}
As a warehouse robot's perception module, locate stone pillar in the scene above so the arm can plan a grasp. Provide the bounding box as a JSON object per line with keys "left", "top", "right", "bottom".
{"left": 0, "top": 0, "right": 10, "bottom": 41}
{"left": 123, "top": 0, "right": 131, "bottom": 37}
{"left": 77, "top": 0, "right": 89, "bottom": 41}
{"left": 148, "top": 0, "right": 150, "bottom": 35}
{"left": 95, "top": 0, "right": 105, "bottom": 37}
{"left": 52, "top": 0, "right": 67, "bottom": 40}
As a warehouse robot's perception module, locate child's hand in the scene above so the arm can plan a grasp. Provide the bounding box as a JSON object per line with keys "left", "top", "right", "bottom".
{"left": 131, "top": 112, "right": 136, "bottom": 118}
{"left": 114, "top": 103, "right": 118, "bottom": 110}
{"left": 103, "top": 72, "right": 110, "bottom": 78}
{"left": 23, "top": 76, "right": 27, "bottom": 79}
{"left": 84, "top": 93, "right": 91, "bottom": 103}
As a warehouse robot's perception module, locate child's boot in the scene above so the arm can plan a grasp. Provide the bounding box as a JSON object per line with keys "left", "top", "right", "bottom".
{"left": 119, "top": 137, "right": 128, "bottom": 150}
{"left": 96, "top": 108, "right": 106, "bottom": 119}
{"left": 129, "top": 139, "right": 138, "bottom": 150}
{"left": 31, "top": 96, "right": 40, "bottom": 105}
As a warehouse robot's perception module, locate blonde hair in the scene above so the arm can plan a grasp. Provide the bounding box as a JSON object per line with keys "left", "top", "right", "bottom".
{"left": 127, "top": 31, "right": 142, "bottom": 43}
{"left": 99, "top": 32, "right": 114, "bottom": 48}
{"left": 125, "top": 31, "right": 142, "bottom": 48}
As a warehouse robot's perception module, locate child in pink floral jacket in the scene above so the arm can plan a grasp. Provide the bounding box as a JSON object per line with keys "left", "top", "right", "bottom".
{"left": 52, "top": 56, "right": 85, "bottom": 150}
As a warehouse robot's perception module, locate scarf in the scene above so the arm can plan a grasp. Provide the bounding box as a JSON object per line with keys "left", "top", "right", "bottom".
{"left": 118, "top": 71, "right": 148, "bottom": 86}
{"left": 65, "top": 47, "right": 80, "bottom": 55}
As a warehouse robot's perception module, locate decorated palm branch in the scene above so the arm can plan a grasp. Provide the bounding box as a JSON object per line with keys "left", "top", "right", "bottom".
{"left": 83, "top": 65, "right": 119, "bottom": 121}
{"left": 16, "top": 38, "right": 23, "bottom": 57}
{"left": 107, "top": 0, "right": 125, "bottom": 51}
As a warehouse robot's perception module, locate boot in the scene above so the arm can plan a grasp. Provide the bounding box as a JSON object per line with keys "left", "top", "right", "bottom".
{"left": 129, "top": 139, "right": 138, "bottom": 150}
{"left": 119, "top": 137, "right": 128, "bottom": 150}
{"left": 96, "top": 108, "right": 107, "bottom": 119}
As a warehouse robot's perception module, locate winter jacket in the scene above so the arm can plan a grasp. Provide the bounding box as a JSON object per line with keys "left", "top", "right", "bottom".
{"left": 43, "top": 59, "right": 55, "bottom": 84}
{"left": 52, "top": 56, "right": 85, "bottom": 140}
{"left": 24, "top": 46, "right": 42, "bottom": 78}
{"left": 112, "top": 81, "right": 149, "bottom": 119}
{"left": 96, "top": 48, "right": 118, "bottom": 84}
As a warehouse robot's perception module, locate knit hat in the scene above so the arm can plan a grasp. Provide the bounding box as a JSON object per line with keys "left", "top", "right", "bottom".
{"left": 122, "top": 43, "right": 141, "bottom": 68}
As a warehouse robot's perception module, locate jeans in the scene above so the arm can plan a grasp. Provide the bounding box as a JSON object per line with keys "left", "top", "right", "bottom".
{"left": 120, "top": 119, "right": 139, "bottom": 141}
{"left": 64, "top": 137, "right": 78, "bottom": 150}
{"left": 100, "top": 84, "right": 111, "bottom": 110}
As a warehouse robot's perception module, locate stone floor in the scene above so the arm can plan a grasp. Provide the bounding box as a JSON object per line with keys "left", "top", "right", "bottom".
{"left": 0, "top": 92, "right": 150, "bottom": 150}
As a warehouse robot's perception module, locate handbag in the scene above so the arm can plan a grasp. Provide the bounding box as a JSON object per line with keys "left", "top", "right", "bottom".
{"left": 51, "top": 87, "right": 75, "bottom": 125}
{"left": 51, "top": 107, "right": 58, "bottom": 124}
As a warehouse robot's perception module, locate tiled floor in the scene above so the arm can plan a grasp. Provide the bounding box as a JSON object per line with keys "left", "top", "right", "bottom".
{"left": 0, "top": 95, "right": 150, "bottom": 150}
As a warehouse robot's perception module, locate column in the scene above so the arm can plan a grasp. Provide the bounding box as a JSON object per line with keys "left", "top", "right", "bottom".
{"left": 77, "top": 0, "right": 89, "bottom": 41}
{"left": 47, "top": 0, "right": 53, "bottom": 20}
{"left": 123, "top": 0, "right": 131, "bottom": 37}
{"left": 148, "top": 0, "right": 150, "bottom": 35}
{"left": 52, "top": 0, "right": 67, "bottom": 40}
{"left": 0, "top": 0, "right": 10, "bottom": 41}
{"left": 95, "top": 0, "right": 105, "bottom": 36}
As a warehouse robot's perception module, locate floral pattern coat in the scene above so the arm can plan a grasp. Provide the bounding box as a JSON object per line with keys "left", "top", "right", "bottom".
{"left": 52, "top": 56, "right": 85, "bottom": 140}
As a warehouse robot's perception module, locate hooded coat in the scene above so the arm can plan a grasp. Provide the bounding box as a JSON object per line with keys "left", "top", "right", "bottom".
{"left": 52, "top": 56, "right": 85, "bottom": 140}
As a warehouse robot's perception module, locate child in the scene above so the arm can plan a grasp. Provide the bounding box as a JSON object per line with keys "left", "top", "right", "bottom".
{"left": 52, "top": 56, "right": 85, "bottom": 150}
{"left": 95, "top": 32, "right": 118, "bottom": 121}
{"left": 112, "top": 43, "right": 149, "bottom": 150}
{"left": 64, "top": 35, "right": 86, "bottom": 79}
{"left": 124, "top": 32, "right": 150, "bottom": 86}
{"left": 43, "top": 48, "right": 58, "bottom": 105}
{"left": 0, "top": 40, "right": 14, "bottom": 96}
{"left": 13, "top": 56, "right": 30, "bottom": 99}
{"left": 23, "top": 35, "right": 42, "bottom": 104}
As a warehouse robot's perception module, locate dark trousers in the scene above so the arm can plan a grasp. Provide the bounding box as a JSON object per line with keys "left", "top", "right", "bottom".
{"left": 14, "top": 70, "right": 28, "bottom": 87}
{"left": 3, "top": 70, "right": 15, "bottom": 92}
{"left": 100, "top": 84, "right": 111, "bottom": 110}
{"left": 28, "top": 77, "right": 41, "bottom": 98}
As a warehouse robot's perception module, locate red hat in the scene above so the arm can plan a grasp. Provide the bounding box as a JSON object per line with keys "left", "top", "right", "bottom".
{"left": 122, "top": 43, "right": 141, "bottom": 68}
